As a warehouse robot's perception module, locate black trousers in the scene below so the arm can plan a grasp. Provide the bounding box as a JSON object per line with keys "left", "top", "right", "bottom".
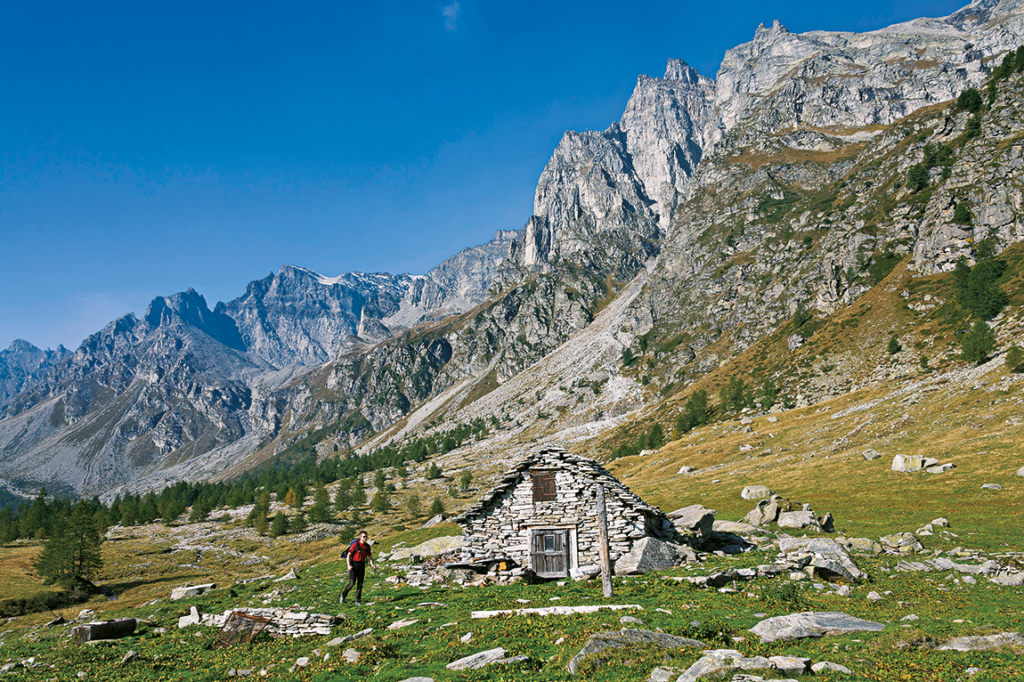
{"left": 342, "top": 561, "right": 366, "bottom": 601}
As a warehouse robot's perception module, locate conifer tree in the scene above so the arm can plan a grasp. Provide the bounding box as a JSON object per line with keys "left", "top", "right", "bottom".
{"left": 310, "top": 483, "right": 332, "bottom": 522}
{"left": 961, "top": 320, "right": 997, "bottom": 365}
{"left": 270, "top": 511, "right": 289, "bottom": 537}
{"left": 429, "top": 497, "right": 445, "bottom": 516}
{"left": 35, "top": 500, "right": 103, "bottom": 592}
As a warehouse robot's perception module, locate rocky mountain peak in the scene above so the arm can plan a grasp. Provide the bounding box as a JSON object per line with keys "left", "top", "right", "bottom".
{"left": 663, "top": 58, "right": 702, "bottom": 83}
{"left": 144, "top": 289, "right": 245, "bottom": 351}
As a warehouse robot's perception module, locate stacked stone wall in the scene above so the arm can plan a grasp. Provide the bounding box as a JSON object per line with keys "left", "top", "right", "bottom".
{"left": 461, "top": 460, "right": 652, "bottom": 568}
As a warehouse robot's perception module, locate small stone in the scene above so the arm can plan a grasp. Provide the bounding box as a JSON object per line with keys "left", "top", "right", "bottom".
{"left": 862, "top": 449, "right": 881, "bottom": 460}
{"left": 620, "top": 616, "right": 644, "bottom": 624}
{"left": 343, "top": 649, "right": 360, "bottom": 663}
{"left": 460, "top": 632, "right": 473, "bottom": 643}
{"left": 901, "top": 614, "right": 919, "bottom": 621}
{"left": 981, "top": 483, "right": 1002, "bottom": 490}
{"left": 120, "top": 651, "right": 139, "bottom": 665}
{"left": 867, "top": 591, "right": 883, "bottom": 601}
{"left": 648, "top": 667, "right": 681, "bottom": 682}
{"left": 295, "top": 657, "right": 309, "bottom": 668}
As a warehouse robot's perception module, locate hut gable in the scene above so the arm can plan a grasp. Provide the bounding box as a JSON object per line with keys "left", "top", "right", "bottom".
{"left": 455, "top": 445, "right": 665, "bottom": 578}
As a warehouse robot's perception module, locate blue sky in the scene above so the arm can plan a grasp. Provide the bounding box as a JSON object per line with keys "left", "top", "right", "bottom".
{"left": 1, "top": 0, "right": 967, "bottom": 351}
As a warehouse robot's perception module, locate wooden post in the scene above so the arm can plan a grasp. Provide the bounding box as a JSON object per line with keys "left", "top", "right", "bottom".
{"left": 596, "top": 484, "right": 613, "bottom": 598}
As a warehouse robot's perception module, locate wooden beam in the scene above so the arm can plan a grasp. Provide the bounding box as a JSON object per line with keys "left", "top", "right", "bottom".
{"left": 597, "top": 484, "right": 613, "bottom": 598}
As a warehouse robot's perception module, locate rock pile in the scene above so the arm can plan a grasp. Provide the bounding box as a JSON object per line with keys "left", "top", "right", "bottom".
{"left": 742, "top": 495, "right": 833, "bottom": 533}
{"left": 180, "top": 608, "right": 342, "bottom": 637}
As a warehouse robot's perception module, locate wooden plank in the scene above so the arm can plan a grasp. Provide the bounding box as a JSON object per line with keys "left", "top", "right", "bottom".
{"left": 597, "top": 484, "right": 613, "bottom": 597}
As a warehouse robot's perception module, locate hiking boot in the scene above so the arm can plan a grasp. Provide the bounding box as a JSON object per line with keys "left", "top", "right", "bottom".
{"left": 355, "top": 600, "right": 362, "bottom": 606}
{"left": 339, "top": 595, "right": 346, "bottom": 604}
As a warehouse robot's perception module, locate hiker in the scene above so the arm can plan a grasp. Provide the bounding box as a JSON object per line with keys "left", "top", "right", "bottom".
{"left": 341, "top": 530, "right": 376, "bottom": 604}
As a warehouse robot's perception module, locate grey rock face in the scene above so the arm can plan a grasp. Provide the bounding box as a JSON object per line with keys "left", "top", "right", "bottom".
{"left": 936, "top": 631, "right": 1024, "bottom": 651}
{"left": 667, "top": 505, "right": 716, "bottom": 543}
{"left": 613, "top": 537, "right": 682, "bottom": 575}
{"left": 445, "top": 648, "right": 510, "bottom": 671}
{"left": 741, "top": 485, "right": 774, "bottom": 500}
{"left": 749, "top": 611, "right": 885, "bottom": 642}
{"left": 779, "top": 537, "right": 865, "bottom": 580}
{"left": 892, "top": 454, "right": 925, "bottom": 472}
{"left": 0, "top": 340, "right": 70, "bottom": 404}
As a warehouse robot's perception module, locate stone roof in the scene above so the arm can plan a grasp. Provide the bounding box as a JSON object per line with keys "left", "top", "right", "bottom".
{"left": 454, "top": 444, "right": 662, "bottom": 524}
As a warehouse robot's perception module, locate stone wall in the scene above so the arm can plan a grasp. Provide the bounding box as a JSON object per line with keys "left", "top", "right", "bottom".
{"left": 458, "top": 447, "right": 660, "bottom": 570}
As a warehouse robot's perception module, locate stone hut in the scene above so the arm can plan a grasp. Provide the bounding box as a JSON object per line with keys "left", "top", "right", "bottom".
{"left": 454, "top": 445, "right": 665, "bottom": 578}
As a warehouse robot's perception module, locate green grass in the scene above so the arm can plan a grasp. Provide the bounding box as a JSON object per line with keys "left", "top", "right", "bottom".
{"left": 1, "top": 537, "right": 1022, "bottom": 681}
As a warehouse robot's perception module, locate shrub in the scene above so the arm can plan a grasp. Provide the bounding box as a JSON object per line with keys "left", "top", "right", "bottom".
{"left": 965, "top": 115, "right": 982, "bottom": 139}
{"left": 961, "top": 320, "right": 997, "bottom": 365}
{"left": 887, "top": 335, "right": 902, "bottom": 355}
{"left": 907, "top": 163, "right": 929, "bottom": 192}
{"left": 426, "top": 463, "right": 442, "bottom": 480}
{"left": 955, "top": 87, "right": 983, "bottom": 114}
{"left": 459, "top": 470, "right": 473, "bottom": 492}
{"left": 406, "top": 495, "right": 422, "bottom": 517}
{"left": 953, "top": 201, "right": 972, "bottom": 225}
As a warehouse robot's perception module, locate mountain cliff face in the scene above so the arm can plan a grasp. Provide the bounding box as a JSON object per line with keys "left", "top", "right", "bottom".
{"left": 2, "top": 0, "right": 1023, "bottom": 498}
{"left": 220, "top": 230, "right": 518, "bottom": 368}
{"left": 0, "top": 340, "right": 70, "bottom": 405}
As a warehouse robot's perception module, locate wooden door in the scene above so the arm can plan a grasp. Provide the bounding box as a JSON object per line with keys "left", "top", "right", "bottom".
{"left": 531, "top": 529, "right": 568, "bottom": 578}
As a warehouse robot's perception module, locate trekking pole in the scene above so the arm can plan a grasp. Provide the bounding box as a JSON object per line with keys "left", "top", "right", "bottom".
{"left": 372, "top": 563, "right": 386, "bottom": 599}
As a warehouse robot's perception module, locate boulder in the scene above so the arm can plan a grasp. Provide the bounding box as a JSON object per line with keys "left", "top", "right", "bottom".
{"left": 568, "top": 629, "right": 704, "bottom": 675}
{"left": 421, "top": 514, "right": 444, "bottom": 529}
{"left": 812, "top": 661, "right": 853, "bottom": 674}
{"left": 677, "top": 466, "right": 696, "bottom": 474}
{"left": 777, "top": 511, "right": 821, "bottom": 531}
{"left": 862, "top": 449, "right": 882, "bottom": 460}
{"left": 170, "top": 584, "right": 216, "bottom": 600}
{"left": 879, "top": 532, "right": 924, "bottom": 555}
{"left": 750, "top": 612, "right": 884, "bottom": 643}
{"left": 667, "top": 505, "right": 715, "bottom": 543}
{"left": 742, "top": 494, "right": 794, "bottom": 526}
{"left": 1017, "top": 466, "right": 1024, "bottom": 477}
{"left": 926, "top": 463, "right": 955, "bottom": 474}
{"left": 71, "top": 619, "right": 137, "bottom": 644}
{"left": 446, "top": 648, "right": 508, "bottom": 671}
{"left": 779, "top": 538, "right": 864, "bottom": 581}
{"left": 769, "top": 656, "right": 810, "bottom": 676}
{"left": 741, "top": 485, "right": 774, "bottom": 501}
{"left": 936, "top": 632, "right": 1024, "bottom": 651}
{"left": 614, "top": 538, "right": 684, "bottom": 575}
{"left": 892, "top": 455, "right": 924, "bottom": 472}
{"left": 274, "top": 568, "right": 299, "bottom": 582}
{"left": 676, "top": 650, "right": 775, "bottom": 682}
{"left": 982, "top": 483, "right": 1002, "bottom": 490}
